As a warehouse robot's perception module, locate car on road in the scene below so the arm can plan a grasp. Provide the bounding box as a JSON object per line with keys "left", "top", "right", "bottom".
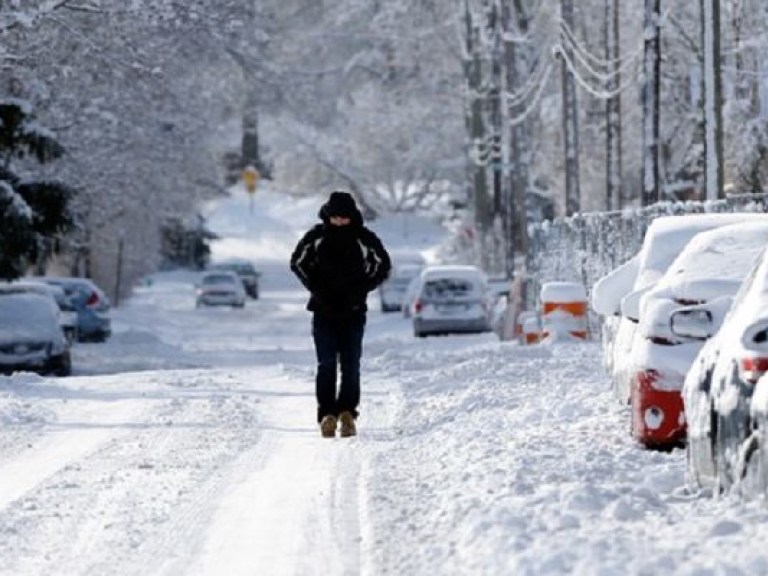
{"left": 196, "top": 271, "right": 247, "bottom": 308}
{"left": 0, "top": 292, "right": 72, "bottom": 376}
{"left": 34, "top": 277, "right": 112, "bottom": 342}
{"left": 209, "top": 260, "right": 261, "bottom": 299}
{"left": 628, "top": 222, "right": 768, "bottom": 450}
{"left": 676, "top": 242, "right": 768, "bottom": 494}
{"left": 410, "top": 265, "right": 493, "bottom": 338}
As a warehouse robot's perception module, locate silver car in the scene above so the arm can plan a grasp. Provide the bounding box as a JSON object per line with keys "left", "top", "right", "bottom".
{"left": 0, "top": 292, "right": 72, "bottom": 376}
{"left": 196, "top": 271, "right": 247, "bottom": 308}
{"left": 411, "top": 265, "right": 492, "bottom": 337}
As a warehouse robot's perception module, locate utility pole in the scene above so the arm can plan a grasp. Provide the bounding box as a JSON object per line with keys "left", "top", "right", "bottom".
{"left": 701, "top": 0, "right": 724, "bottom": 200}
{"left": 642, "top": 0, "right": 661, "bottom": 206}
{"left": 488, "top": 0, "right": 505, "bottom": 275}
{"left": 463, "top": 1, "right": 491, "bottom": 269}
{"left": 605, "top": 0, "right": 623, "bottom": 210}
{"left": 560, "top": 0, "right": 581, "bottom": 216}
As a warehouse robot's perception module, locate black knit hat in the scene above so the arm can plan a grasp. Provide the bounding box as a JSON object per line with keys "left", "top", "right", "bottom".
{"left": 319, "top": 191, "right": 363, "bottom": 224}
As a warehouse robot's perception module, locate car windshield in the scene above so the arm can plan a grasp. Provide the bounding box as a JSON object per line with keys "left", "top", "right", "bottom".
{"left": 0, "top": 295, "right": 60, "bottom": 338}
{"left": 422, "top": 278, "right": 478, "bottom": 300}
{"left": 213, "top": 263, "right": 255, "bottom": 275}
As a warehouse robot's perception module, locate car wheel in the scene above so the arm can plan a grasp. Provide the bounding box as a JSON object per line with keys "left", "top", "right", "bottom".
{"left": 715, "top": 409, "right": 750, "bottom": 491}
{"left": 52, "top": 354, "right": 72, "bottom": 377}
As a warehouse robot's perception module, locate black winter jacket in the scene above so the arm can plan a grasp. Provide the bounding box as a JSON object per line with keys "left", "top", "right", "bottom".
{"left": 290, "top": 221, "right": 391, "bottom": 319}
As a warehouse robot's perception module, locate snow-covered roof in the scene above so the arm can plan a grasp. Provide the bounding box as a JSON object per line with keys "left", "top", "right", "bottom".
{"left": 634, "top": 213, "right": 768, "bottom": 290}
{"left": 654, "top": 221, "right": 768, "bottom": 291}
{"left": 420, "top": 264, "right": 486, "bottom": 281}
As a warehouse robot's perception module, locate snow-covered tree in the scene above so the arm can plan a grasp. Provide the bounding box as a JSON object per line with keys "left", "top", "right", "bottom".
{"left": 0, "top": 99, "right": 75, "bottom": 279}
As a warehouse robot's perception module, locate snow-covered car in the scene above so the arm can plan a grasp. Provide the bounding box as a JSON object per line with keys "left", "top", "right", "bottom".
{"left": 410, "top": 265, "right": 493, "bottom": 337}
{"left": 591, "top": 213, "right": 768, "bottom": 405}
{"left": 209, "top": 259, "right": 261, "bottom": 299}
{"left": 0, "top": 292, "right": 72, "bottom": 376}
{"left": 196, "top": 271, "right": 247, "bottom": 308}
{"left": 0, "top": 280, "right": 78, "bottom": 343}
{"left": 675, "top": 242, "right": 768, "bottom": 493}
{"left": 628, "top": 222, "right": 768, "bottom": 449}
{"left": 34, "top": 277, "right": 112, "bottom": 342}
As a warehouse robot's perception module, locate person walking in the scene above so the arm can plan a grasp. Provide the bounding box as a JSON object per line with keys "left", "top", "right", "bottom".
{"left": 290, "top": 191, "right": 391, "bottom": 438}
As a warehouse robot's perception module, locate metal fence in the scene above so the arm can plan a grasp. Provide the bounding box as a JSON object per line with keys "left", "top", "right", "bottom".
{"left": 525, "top": 192, "right": 768, "bottom": 334}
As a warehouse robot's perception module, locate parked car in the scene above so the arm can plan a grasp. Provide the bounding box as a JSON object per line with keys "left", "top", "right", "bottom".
{"left": 628, "top": 222, "right": 768, "bottom": 449}
{"left": 379, "top": 251, "right": 426, "bottom": 313}
{"left": 33, "top": 277, "right": 112, "bottom": 342}
{"left": 196, "top": 271, "right": 247, "bottom": 308}
{"left": 402, "top": 275, "right": 421, "bottom": 319}
{"left": 676, "top": 242, "right": 768, "bottom": 493}
{"left": 379, "top": 262, "right": 424, "bottom": 313}
{"left": 0, "top": 292, "right": 72, "bottom": 376}
{"left": 591, "top": 213, "right": 768, "bottom": 405}
{"left": 410, "top": 265, "right": 493, "bottom": 337}
{"left": 0, "top": 280, "right": 78, "bottom": 343}
{"left": 209, "top": 259, "right": 260, "bottom": 299}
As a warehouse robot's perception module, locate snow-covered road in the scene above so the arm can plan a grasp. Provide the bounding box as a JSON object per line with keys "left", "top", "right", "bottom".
{"left": 2, "top": 188, "right": 768, "bottom": 575}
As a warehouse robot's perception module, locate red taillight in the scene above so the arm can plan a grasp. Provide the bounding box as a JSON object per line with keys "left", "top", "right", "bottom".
{"left": 740, "top": 356, "right": 768, "bottom": 384}
{"left": 85, "top": 291, "right": 99, "bottom": 308}
{"left": 414, "top": 299, "right": 423, "bottom": 314}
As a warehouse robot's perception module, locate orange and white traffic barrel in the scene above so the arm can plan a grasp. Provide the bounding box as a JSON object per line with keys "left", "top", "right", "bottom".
{"left": 540, "top": 281, "right": 588, "bottom": 341}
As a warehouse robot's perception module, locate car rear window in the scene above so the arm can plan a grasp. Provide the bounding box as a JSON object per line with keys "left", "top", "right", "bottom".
{"left": 422, "top": 278, "right": 478, "bottom": 300}
{"left": 204, "top": 274, "right": 236, "bottom": 285}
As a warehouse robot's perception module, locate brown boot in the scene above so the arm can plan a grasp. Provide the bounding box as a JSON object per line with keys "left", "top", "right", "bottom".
{"left": 320, "top": 415, "right": 337, "bottom": 438}
{"left": 339, "top": 411, "right": 357, "bottom": 438}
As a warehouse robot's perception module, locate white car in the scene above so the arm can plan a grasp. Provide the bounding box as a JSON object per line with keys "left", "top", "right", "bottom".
{"left": 591, "top": 212, "right": 768, "bottom": 405}
{"left": 0, "top": 280, "right": 78, "bottom": 343}
{"left": 195, "top": 271, "right": 247, "bottom": 308}
{"left": 628, "top": 221, "right": 768, "bottom": 449}
{"left": 410, "top": 265, "right": 492, "bottom": 337}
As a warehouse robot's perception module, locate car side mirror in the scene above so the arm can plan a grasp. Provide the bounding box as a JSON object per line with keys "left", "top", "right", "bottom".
{"left": 670, "top": 308, "right": 714, "bottom": 341}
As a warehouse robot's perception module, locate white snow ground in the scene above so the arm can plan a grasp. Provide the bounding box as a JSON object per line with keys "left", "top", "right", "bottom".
{"left": 2, "top": 184, "right": 768, "bottom": 575}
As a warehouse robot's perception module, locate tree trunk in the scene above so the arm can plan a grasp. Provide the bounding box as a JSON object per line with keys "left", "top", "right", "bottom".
{"left": 642, "top": 0, "right": 661, "bottom": 206}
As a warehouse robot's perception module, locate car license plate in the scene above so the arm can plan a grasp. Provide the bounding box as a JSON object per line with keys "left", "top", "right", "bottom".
{"left": 438, "top": 303, "right": 467, "bottom": 314}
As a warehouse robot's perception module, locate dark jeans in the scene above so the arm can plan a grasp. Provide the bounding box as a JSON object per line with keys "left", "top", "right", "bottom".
{"left": 312, "top": 311, "right": 366, "bottom": 423}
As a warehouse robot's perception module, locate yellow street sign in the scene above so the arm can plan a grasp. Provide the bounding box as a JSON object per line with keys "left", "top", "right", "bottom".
{"left": 242, "top": 166, "right": 260, "bottom": 194}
